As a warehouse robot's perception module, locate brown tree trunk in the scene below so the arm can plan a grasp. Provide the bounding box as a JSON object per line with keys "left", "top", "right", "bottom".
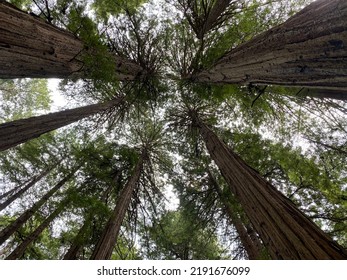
{"left": 0, "top": 166, "right": 79, "bottom": 246}
{"left": 63, "top": 172, "right": 120, "bottom": 260}
{"left": 297, "top": 88, "right": 347, "bottom": 101}
{"left": 5, "top": 203, "right": 64, "bottom": 260}
{"left": 207, "top": 170, "right": 262, "bottom": 259}
{"left": 0, "top": 97, "right": 123, "bottom": 151}
{"left": 0, "top": 1, "right": 143, "bottom": 80}
{"left": 191, "top": 112, "right": 347, "bottom": 259}
{"left": 0, "top": 167, "right": 52, "bottom": 211}
{"left": 194, "top": 0, "right": 347, "bottom": 92}
{"left": 90, "top": 151, "right": 146, "bottom": 260}
{"left": 197, "top": 0, "right": 234, "bottom": 39}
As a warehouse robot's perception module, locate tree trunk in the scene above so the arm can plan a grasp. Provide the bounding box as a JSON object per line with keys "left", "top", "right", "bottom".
{"left": 0, "top": 167, "right": 52, "bottom": 211}
{"left": 194, "top": 0, "right": 347, "bottom": 92}
{"left": 0, "top": 1, "right": 143, "bottom": 80}
{"left": 5, "top": 203, "right": 64, "bottom": 259}
{"left": 192, "top": 112, "right": 347, "bottom": 259}
{"left": 297, "top": 88, "right": 347, "bottom": 101}
{"left": 197, "top": 0, "right": 234, "bottom": 39}
{"left": 63, "top": 171, "right": 120, "bottom": 260}
{"left": 90, "top": 151, "right": 146, "bottom": 260}
{"left": 207, "top": 170, "right": 262, "bottom": 259}
{"left": 0, "top": 97, "right": 123, "bottom": 151}
{"left": 0, "top": 165, "right": 79, "bottom": 246}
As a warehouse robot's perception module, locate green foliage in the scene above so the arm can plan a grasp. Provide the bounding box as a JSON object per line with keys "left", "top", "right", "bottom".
{"left": 0, "top": 79, "right": 51, "bottom": 121}
{"left": 141, "top": 209, "right": 230, "bottom": 259}
{"left": 92, "top": 0, "right": 147, "bottom": 22}
{"left": 1, "top": 0, "right": 346, "bottom": 259}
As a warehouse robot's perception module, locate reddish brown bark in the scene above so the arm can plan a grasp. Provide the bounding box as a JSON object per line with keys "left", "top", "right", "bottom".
{"left": 192, "top": 112, "right": 347, "bottom": 259}
{"left": 195, "top": 0, "right": 347, "bottom": 92}
{"left": 90, "top": 151, "right": 146, "bottom": 260}
{"left": 0, "top": 166, "right": 79, "bottom": 246}
{"left": 0, "top": 1, "right": 143, "bottom": 80}
{"left": 0, "top": 97, "right": 123, "bottom": 151}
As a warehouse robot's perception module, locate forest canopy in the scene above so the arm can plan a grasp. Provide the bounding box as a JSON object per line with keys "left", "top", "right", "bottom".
{"left": 0, "top": 0, "right": 346, "bottom": 260}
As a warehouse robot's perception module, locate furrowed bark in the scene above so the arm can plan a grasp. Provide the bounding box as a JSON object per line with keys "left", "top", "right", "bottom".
{"left": 90, "top": 151, "right": 146, "bottom": 260}
{"left": 0, "top": 166, "right": 79, "bottom": 246}
{"left": 0, "top": 1, "right": 143, "bottom": 80}
{"left": 192, "top": 112, "right": 347, "bottom": 259}
{"left": 195, "top": 0, "right": 347, "bottom": 92}
{"left": 0, "top": 97, "right": 123, "bottom": 152}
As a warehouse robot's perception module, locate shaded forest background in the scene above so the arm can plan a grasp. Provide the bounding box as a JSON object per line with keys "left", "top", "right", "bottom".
{"left": 0, "top": 0, "right": 346, "bottom": 259}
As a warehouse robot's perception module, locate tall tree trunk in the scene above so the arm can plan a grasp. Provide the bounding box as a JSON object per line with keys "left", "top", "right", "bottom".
{"left": 207, "top": 170, "right": 262, "bottom": 259}
{"left": 0, "top": 167, "right": 52, "bottom": 211}
{"left": 90, "top": 151, "right": 146, "bottom": 260}
{"left": 0, "top": 1, "right": 143, "bottom": 80}
{"left": 197, "top": 0, "right": 234, "bottom": 39}
{"left": 63, "top": 171, "right": 121, "bottom": 260}
{"left": 191, "top": 111, "right": 347, "bottom": 259}
{"left": 194, "top": 0, "right": 347, "bottom": 92}
{"left": 0, "top": 165, "right": 79, "bottom": 246}
{"left": 0, "top": 97, "right": 123, "bottom": 151}
{"left": 0, "top": 179, "right": 29, "bottom": 201}
{"left": 5, "top": 203, "right": 65, "bottom": 259}
{"left": 297, "top": 88, "right": 347, "bottom": 101}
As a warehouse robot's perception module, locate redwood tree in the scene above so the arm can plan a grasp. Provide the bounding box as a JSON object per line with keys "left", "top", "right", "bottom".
{"left": 0, "top": 1, "right": 143, "bottom": 80}
{"left": 0, "top": 97, "right": 123, "bottom": 151}
{"left": 0, "top": 165, "right": 79, "bottom": 246}
{"left": 90, "top": 149, "right": 147, "bottom": 260}
{"left": 189, "top": 109, "right": 347, "bottom": 259}
{"left": 194, "top": 0, "right": 347, "bottom": 91}
{"left": 0, "top": 167, "right": 52, "bottom": 211}
{"left": 5, "top": 202, "right": 65, "bottom": 260}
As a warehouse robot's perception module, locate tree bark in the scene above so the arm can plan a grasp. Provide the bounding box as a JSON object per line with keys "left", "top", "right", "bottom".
{"left": 192, "top": 112, "right": 347, "bottom": 259}
{"left": 0, "top": 97, "right": 123, "bottom": 151}
{"left": 207, "top": 170, "right": 262, "bottom": 259}
{"left": 194, "top": 0, "right": 347, "bottom": 92}
{"left": 5, "top": 203, "right": 64, "bottom": 259}
{"left": 90, "top": 151, "right": 146, "bottom": 260}
{"left": 0, "top": 165, "right": 79, "bottom": 246}
{"left": 0, "top": 167, "right": 52, "bottom": 211}
{"left": 197, "top": 0, "right": 234, "bottom": 39}
{"left": 297, "top": 88, "right": 347, "bottom": 101}
{"left": 0, "top": 1, "right": 143, "bottom": 80}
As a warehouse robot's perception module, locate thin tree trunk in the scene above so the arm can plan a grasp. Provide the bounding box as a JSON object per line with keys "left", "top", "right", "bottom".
{"left": 0, "top": 1, "right": 143, "bottom": 80}
{"left": 0, "top": 97, "right": 123, "bottom": 151}
{"left": 197, "top": 0, "right": 233, "bottom": 39}
{"left": 304, "top": 137, "right": 347, "bottom": 156}
{"left": 5, "top": 203, "right": 64, "bottom": 259}
{"left": 207, "top": 170, "right": 262, "bottom": 259}
{"left": 90, "top": 151, "right": 146, "bottom": 260}
{"left": 63, "top": 171, "right": 120, "bottom": 260}
{"left": 0, "top": 180, "right": 28, "bottom": 201}
{"left": 0, "top": 167, "right": 52, "bottom": 211}
{"left": 194, "top": 0, "right": 347, "bottom": 92}
{"left": 0, "top": 165, "right": 79, "bottom": 246}
{"left": 191, "top": 111, "right": 347, "bottom": 259}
